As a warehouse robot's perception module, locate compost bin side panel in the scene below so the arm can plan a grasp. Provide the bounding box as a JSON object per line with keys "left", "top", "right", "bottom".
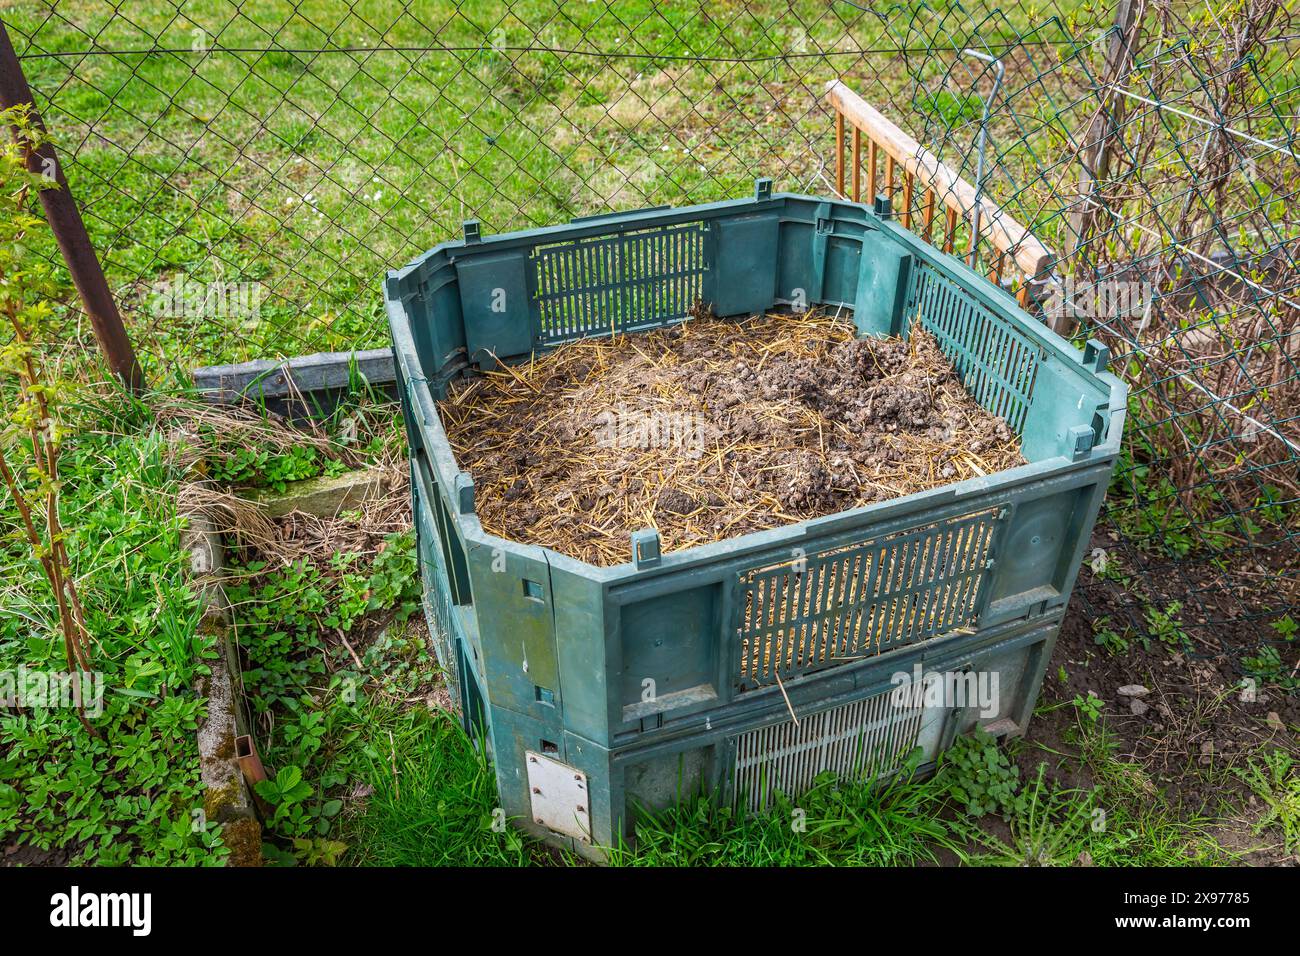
{"left": 455, "top": 629, "right": 491, "bottom": 743}
{"left": 853, "top": 230, "right": 913, "bottom": 338}
{"left": 774, "top": 218, "right": 817, "bottom": 309}
{"left": 613, "top": 580, "right": 724, "bottom": 734}
{"left": 416, "top": 254, "right": 469, "bottom": 393}
{"left": 619, "top": 739, "right": 720, "bottom": 837}
{"left": 707, "top": 212, "right": 779, "bottom": 316}
{"left": 387, "top": 303, "right": 419, "bottom": 460}
{"left": 563, "top": 730, "right": 616, "bottom": 859}
{"left": 411, "top": 463, "right": 450, "bottom": 672}
{"left": 823, "top": 228, "right": 866, "bottom": 308}
{"left": 411, "top": 447, "right": 473, "bottom": 610}
{"left": 386, "top": 281, "right": 426, "bottom": 442}
{"left": 466, "top": 539, "right": 567, "bottom": 725}
{"left": 930, "top": 618, "right": 1062, "bottom": 739}
{"left": 457, "top": 249, "right": 533, "bottom": 366}
{"left": 1050, "top": 464, "right": 1114, "bottom": 613}
{"left": 1020, "top": 353, "right": 1113, "bottom": 462}
{"left": 981, "top": 463, "right": 1117, "bottom": 627}
{"left": 487, "top": 705, "right": 576, "bottom": 854}
{"left": 548, "top": 562, "right": 610, "bottom": 746}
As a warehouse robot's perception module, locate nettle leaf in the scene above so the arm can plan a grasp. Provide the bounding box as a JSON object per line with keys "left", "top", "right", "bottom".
{"left": 124, "top": 653, "right": 165, "bottom": 690}
{"left": 254, "top": 778, "right": 282, "bottom": 804}
{"left": 286, "top": 779, "right": 314, "bottom": 803}
{"left": 261, "top": 764, "right": 314, "bottom": 805}
{"left": 114, "top": 687, "right": 159, "bottom": 700}
{"left": 24, "top": 634, "right": 53, "bottom": 662}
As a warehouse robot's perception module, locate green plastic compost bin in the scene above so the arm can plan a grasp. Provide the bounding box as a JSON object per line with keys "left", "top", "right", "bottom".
{"left": 385, "top": 180, "right": 1126, "bottom": 861}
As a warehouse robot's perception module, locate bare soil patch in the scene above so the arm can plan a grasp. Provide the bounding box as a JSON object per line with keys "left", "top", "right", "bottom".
{"left": 1022, "top": 543, "right": 1300, "bottom": 865}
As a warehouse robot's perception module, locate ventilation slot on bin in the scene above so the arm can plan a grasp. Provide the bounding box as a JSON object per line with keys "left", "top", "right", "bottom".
{"left": 416, "top": 502, "right": 458, "bottom": 701}
{"left": 733, "top": 688, "right": 923, "bottom": 814}
{"left": 907, "top": 263, "right": 1040, "bottom": 435}
{"left": 533, "top": 221, "right": 707, "bottom": 343}
{"left": 735, "top": 509, "right": 998, "bottom": 691}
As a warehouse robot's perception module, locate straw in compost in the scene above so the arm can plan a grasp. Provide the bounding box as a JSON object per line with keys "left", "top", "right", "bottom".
{"left": 439, "top": 310, "right": 1024, "bottom": 566}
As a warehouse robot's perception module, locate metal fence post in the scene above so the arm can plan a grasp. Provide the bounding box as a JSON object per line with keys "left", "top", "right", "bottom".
{"left": 0, "top": 20, "right": 144, "bottom": 394}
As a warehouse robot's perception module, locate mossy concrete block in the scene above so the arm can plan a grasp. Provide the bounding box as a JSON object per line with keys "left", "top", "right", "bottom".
{"left": 241, "top": 466, "right": 392, "bottom": 519}
{"left": 184, "top": 506, "right": 262, "bottom": 866}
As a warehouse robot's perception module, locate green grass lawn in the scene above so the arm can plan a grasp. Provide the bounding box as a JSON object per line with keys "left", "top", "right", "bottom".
{"left": 6, "top": 0, "right": 1292, "bottom": 370}
{"left": 5, "top": 0, "right": 1126, "bottom": 368}
{"left": 338, "top": 701, "right": 1248, "bottom": 867}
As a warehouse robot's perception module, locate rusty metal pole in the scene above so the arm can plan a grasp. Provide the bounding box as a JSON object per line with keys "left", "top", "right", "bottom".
{"left": 0, "top": 20, "right": 144, "bottom": 393}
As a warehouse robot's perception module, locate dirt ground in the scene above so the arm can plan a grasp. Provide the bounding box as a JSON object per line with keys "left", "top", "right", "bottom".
{"left": 440, "top": 310, "right": 1023, "bottom": 565}
{"left": 1017, "top": 532, "right": 1300, "bottom": 866}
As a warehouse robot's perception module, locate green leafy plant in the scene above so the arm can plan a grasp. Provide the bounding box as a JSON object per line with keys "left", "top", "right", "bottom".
{"left": 291, "top": 836, "right": 350, "bottom": 866}
{"left": 1092, "top": 616, "right": 1132, "bottom": 655}
{"left": 1145, "top": 602, "right": 1190, "bottom": 652}
{"left": 228, "top": 527, "right": 431, "bottom": 863}
{"left": 940, "top": 729, "right": 1030, "bottom": 820}
{"left": 1072, "top": 692, "right": 1106, "bottom": 724}
{"left": 1235, "top": 750, "right": 1299, "bottom": 853}
{"left": 207, "top": 442, "right": 326, "bottom": 492}
{"left": 961, "top": 766, "right": 1097, "bottom": 866}
{"left": 1241, "top": 645, "right": 1297, "bottom": 691}
{"left": 0, "top": 105, "right": 97, "bottom": 733}
{"left": 366, "top": 530, "right": 421, "bottom": 621}
{"left": 255, "top": 764, "right": 315, "bottom": 832}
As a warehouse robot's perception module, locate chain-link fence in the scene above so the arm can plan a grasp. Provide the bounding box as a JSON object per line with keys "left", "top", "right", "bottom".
{"left": 6, "top": 0, "right": 1297, "bottom": 679}
{"left": 917, "top": 0, "right": 1299, "bottom": 680}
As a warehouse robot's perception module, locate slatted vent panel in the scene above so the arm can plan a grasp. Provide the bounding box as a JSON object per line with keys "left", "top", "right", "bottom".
{"left": 735, "top": 509, "right": 998, "bottom": 691}
{"left": 533, "top": 221, "right": 707, "bottom": 343}
{"left": 906, "top": 263, "right": 1040, "bottom": 435}
{"left": 414, "top": 483, "right": 457, "bottom": 696}
{"left": 733, "top": 688, "right": 923, "bottom": 813}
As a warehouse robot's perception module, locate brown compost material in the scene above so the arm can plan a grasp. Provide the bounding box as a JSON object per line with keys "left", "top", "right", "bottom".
{"left": 439, "top": 310, "right": 1024, "bottom": 566}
